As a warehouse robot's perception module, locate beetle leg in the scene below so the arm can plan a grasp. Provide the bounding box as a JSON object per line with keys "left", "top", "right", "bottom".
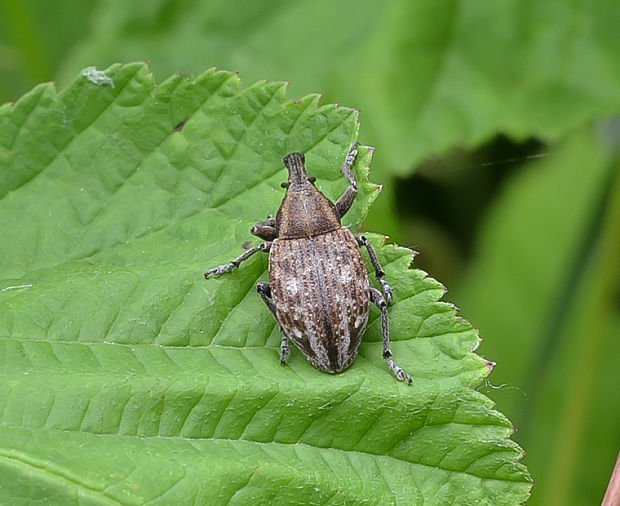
{"left": 256, "top": 281, "right": 277, "bottom": 317}
{"left": 251, "top": 215, "right": 277, "bottom": 241}
{"left": 257, "top": 282, "right": 289, "bottom": 365}
{"left": 335, "top": 142, "right": 359, "bottom": 218}
{"left": 280, "top": 334, "right": 290, "bottom": 365}
{"left": 204, "top": 241, "right": 272, "bottom": 278}
{"left": 370, "top": 287, "right": 412, "bottom": 385}
{"left": 357, "top": 235, "right": 393, "bottom": 305}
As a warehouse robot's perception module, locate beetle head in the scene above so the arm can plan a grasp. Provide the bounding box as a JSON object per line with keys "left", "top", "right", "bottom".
{"left": 276, "top": 152, "right": 341, "bottom": 239}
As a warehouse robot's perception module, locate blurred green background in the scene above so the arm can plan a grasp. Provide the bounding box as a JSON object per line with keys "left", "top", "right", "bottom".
{"left": 1, "top": 1, "right": 618, "bottom": 504}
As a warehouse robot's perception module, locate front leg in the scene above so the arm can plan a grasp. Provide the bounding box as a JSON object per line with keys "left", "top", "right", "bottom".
{"left": 204, "top": 241, "right": 271, "bottom": 278}
{"left": 251, "top": 215, "right": 277, "bottom": 241}
{"left": 335, "top": 142, "right": 359, "bottom": 218}
{"left": 357, "top": 235, "right": 393, "bottom": 305}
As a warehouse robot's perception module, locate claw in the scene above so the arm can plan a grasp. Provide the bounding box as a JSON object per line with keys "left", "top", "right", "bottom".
{"left": 204, "top": 263, "right": 234, "bottom": 279}
{"left": 386, "top": 358, "right": 413, "bottom": 385}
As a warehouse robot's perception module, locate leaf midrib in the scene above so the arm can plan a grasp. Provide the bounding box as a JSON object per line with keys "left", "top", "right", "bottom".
{"left": 0, "top": 427, "right": 528, "bottom": 484}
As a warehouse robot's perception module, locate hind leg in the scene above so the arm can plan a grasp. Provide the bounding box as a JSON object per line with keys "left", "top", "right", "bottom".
{"left": 370, "top": 287, "right": 412, "bottom": 384}
{"left": 358, "top": 235, "right": 393, "bottom": 305}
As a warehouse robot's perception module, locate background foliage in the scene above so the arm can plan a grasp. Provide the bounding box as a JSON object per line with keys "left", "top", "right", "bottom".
{"left": 1, "top": 1, "right": 619, "bottom": 504}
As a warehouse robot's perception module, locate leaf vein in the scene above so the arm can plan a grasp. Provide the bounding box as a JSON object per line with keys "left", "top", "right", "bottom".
{"left": 0, "top": 451, "right": 120, "bottom": 505}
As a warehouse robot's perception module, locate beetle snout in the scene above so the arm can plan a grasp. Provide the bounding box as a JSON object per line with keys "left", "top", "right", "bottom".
{"left": 283, "top": 152, "right": 309, "bottom": 185}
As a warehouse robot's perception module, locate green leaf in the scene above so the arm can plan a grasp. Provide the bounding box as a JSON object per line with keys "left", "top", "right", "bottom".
{"left": 55, "top": 0, "right": 620, "bottom": 174}
{"left": 0, "top": 63, "right": 531, "bottom": 504}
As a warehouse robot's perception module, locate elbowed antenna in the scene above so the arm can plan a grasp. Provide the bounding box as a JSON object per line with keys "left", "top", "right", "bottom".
{"left": 283, "top": 152, "right": 308, "bottom": 185}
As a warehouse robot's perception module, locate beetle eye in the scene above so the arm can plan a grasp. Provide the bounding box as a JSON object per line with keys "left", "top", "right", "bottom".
{"left": 280, "top": 182, "right": 290, "bottom": 188}
{"left": 308, "top": 177, "right": 316, "bottom": 184}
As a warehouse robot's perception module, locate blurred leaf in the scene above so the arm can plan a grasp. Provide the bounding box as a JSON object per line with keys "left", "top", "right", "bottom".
{"left": 528, "top": 152, "right": 620, "bottom": 506}
{"left": 455, "top": 126, "right": 620, "bottom": 505}
{"left": 0, "top": 0, "right": 98, "bottom": 103}
{"left": 0, "top": 63, "right": 530, "bottom": 504}
{"left": 55, "top": 0, "right": 620, "bottom": 177}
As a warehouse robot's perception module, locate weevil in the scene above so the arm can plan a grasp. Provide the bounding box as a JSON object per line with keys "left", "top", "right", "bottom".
{"left": 204, "top": 144, "right": 412, "bottom": 383}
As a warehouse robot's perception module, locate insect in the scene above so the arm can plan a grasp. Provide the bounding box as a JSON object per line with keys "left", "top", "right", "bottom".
{"left": 204, "top": 144, "right": 412, "bottom": 383}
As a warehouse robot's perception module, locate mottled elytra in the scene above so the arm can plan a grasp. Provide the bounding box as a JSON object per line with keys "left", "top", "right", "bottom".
{"left": 204, "top": 144, "right": 412, "bottom": 383}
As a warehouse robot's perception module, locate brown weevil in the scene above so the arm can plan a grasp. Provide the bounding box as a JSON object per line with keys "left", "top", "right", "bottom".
{"left": 204, "top": 144, "right": 412, "bottom": 383}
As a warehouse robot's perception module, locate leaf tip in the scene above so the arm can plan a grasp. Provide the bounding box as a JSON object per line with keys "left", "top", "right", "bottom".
{"left": 485, "top": 359, "right": 497, "bottom": 373}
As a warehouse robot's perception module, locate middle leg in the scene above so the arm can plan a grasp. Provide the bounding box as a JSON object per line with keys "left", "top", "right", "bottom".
{"left": 257, "top": 282, "right": 289, "bottom": 365}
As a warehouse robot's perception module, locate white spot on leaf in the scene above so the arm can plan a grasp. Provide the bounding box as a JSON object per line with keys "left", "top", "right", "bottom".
{"left": 82, "top": 67, "right": 115, "bottom": 87}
